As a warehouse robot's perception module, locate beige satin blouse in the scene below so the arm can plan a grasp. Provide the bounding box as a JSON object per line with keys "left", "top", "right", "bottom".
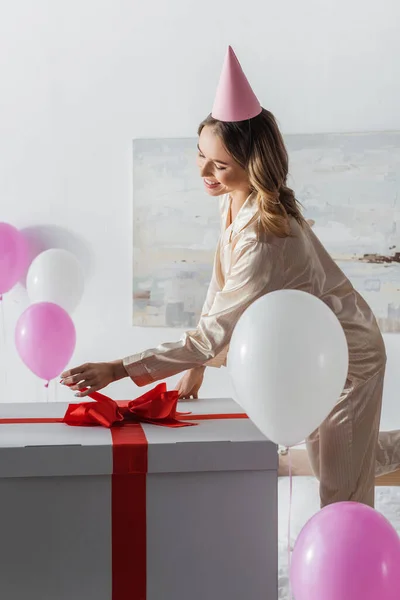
{"left": 124, "top": 193, "right": 386, "bottom": 387}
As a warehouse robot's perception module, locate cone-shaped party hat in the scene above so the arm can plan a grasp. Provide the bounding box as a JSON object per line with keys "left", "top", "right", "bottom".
{"left": 212, "top": 46, "right": 261, "bottom": 122}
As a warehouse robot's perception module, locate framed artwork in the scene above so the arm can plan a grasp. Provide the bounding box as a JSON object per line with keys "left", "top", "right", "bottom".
{"left": 132, "top": 132, "right": 400, "bottom": 332}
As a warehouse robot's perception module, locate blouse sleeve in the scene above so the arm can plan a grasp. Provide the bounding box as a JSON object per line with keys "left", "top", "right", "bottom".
{"left": 123, "top": 240, "right": 281, "bottom": 386}
{"left": 200, "top": 238, "right": 229, "bottom": 368}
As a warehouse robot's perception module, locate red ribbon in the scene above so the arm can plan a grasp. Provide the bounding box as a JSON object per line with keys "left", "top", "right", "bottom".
{"left": 63, "top": 383, "right": 193, "bottom": 429}
{"left": 0, "top": 384, "right": 247, "bottom": 600}
{"left": 64, "top": 383, "right": 195, "bottom": 600}
{"left": 65, "top": 383, "right": 193, "bottom": 600}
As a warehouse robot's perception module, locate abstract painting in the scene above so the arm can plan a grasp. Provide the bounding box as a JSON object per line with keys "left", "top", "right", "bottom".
{"left": 132, "top": 132, "right": 400, "bottom": 331}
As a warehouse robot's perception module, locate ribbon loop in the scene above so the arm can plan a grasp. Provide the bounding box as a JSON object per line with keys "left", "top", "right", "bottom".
{"left": 63, "top": 383, "right": 193, "bottom": 428}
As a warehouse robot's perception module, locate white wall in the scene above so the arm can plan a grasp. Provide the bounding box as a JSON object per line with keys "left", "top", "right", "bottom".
{"left": 0, "top": 0, "right": 399, "bottom": 427}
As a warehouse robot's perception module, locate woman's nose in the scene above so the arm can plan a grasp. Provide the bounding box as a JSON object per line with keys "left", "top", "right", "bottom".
{"left": 200, "top": 160, "right": 213, "bottom": 178}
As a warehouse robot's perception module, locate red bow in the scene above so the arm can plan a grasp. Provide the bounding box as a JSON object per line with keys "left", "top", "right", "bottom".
{"left": 63, "top": 383, "right": 193, "bottom": 428}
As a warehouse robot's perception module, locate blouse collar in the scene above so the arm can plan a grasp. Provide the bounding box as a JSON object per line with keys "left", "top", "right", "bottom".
{"left": 221, "top": 192, "right": 259, "bottom": 236}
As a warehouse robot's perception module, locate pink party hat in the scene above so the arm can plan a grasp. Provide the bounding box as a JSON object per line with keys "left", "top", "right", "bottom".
{"left": 212, "top": 46, "right": 262, "bottom": 122}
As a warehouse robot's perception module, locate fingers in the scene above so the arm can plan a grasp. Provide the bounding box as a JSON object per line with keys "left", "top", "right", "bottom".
{"left": 177, "top": 389, "right": 199, "bottom": 400}
{"left": 61, "top": 364, "right": 89, "bottom": 379}
{"left": 177, "top": 381, "right": 202, "bottom": 399}
{"left": 69, "top": 379, "right": 97, "bottom": 392}
{"left": 74, "top": 385, "right": 101, "bottom": 399}
{"left": 175, "top": 371, "right": 202, "bottom": 400}
{"left": 60, "top": 363, "right": 98, "bottom": 397}
{"left": 192, "top": 384, "right": 201, "bottom": 399}
{"left": 61, "top": 364, "right": 93, "bottom": 387}
{"left": 184, "top": 384, "right": 201, "bottom": 400}
{"left": 62, "top": 373, "right": 86, "bottom": 386}
{"left": 60, "top": 362, "right": 115, "bottom": 399}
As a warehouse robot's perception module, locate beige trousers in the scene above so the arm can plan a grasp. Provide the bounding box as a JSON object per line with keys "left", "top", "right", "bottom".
{"left": 306, "top": 367, "right": 400, "bottom": 508}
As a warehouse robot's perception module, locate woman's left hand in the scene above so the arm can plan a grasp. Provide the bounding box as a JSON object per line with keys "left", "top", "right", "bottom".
{"left": 175, "top": 366, "right": 205, "bottom": 400}
{"left": 60, "top": 360, "right": 127, "bottom": 397}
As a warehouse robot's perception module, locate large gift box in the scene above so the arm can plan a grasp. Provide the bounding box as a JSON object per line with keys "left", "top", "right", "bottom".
{"left": 0, "top": 386, "right": 278, "bottom": 600}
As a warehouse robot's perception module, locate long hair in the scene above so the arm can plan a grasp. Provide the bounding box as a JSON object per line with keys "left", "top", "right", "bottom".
{"left": 198, "top": 109, "right": 304, "bottom": 237}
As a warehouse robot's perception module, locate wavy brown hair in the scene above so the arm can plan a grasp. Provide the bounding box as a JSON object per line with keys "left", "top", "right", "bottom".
{"left": 198, "top": 109, "right": 304, "bottom": 237}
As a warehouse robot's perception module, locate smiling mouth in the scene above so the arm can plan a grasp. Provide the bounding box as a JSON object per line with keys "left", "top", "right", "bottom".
{"left": 204, "top": 179, "right": 221, "bottom": 188}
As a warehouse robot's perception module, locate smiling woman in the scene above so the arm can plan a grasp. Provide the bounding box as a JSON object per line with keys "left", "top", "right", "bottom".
{"left": 197, "top": 107, "right": 304, "bottom": 237}
{"left": 60, "top": 45, "right": 398, "bottom": 511}
{"left": 196, "top": 134, "right": 249, "bottom": 201}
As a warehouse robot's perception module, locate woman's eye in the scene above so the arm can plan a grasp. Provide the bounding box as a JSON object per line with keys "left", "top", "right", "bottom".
{"left": 215, "top": 165, "right": 226, "bottom": 171}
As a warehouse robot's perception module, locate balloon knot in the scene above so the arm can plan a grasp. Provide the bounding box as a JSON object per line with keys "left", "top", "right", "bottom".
{"left": 44, "top": 381, "right": 49, "bottom": 388}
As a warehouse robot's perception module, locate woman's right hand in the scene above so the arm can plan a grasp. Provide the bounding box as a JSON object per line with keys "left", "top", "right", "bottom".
{"left": 175, "top": 367, "right": 205, "bottom": 400}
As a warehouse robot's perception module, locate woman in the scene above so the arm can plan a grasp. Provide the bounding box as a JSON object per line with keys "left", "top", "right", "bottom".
{"left": 61, "top": 47, "right": 399, "bottom": 507}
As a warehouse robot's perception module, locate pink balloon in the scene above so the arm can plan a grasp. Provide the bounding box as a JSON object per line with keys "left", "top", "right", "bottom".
{"left": 291, "top": 501, "right": 400, "bottom": 600}
{"left": 15, "top": 302, "right": 76, "bottom": 382}
{"left": 0, "top": 223, "right": 28, "bottom": 295}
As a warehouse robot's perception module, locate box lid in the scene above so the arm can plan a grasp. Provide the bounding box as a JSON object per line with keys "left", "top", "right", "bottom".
{"left": 0, "top": 398, "right": 277, "bottom": 478}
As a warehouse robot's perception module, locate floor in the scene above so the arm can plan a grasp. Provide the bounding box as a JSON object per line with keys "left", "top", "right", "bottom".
{"left": 278, "top": 477, "right": 400, "bottom": 599}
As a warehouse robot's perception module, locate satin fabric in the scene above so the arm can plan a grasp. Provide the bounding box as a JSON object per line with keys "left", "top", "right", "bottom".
{"left": 63, "top": 383, "right": 192, "bottom": 428}
{"left": 124, "top": 192, "right": 386, "bottom": 386}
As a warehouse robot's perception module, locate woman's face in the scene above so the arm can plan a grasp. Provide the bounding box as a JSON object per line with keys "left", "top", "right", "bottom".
{"left": 197, "top": 125, "right": 250, "bottom": 197}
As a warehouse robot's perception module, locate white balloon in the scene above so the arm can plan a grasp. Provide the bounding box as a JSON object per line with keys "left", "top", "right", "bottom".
{"left": 228, "top": 290, "right": 349, "bottom": 448}
{"left": 26, "top": 249, "right": 84, "bottom": 314}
